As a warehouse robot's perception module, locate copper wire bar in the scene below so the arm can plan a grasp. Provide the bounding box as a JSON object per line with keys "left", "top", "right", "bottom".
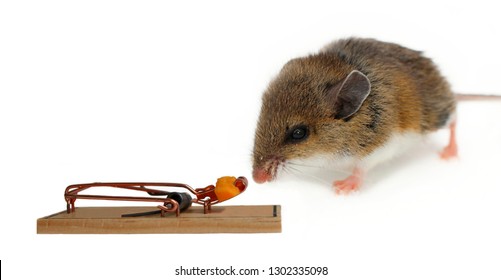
{"left": 64, "top": 182, "right": 193, "bottom": 216}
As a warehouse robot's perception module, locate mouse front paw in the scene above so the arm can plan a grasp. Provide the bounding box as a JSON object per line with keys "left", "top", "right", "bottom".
{"left": 333, "top": 174, "right": 362, "bottom": 195}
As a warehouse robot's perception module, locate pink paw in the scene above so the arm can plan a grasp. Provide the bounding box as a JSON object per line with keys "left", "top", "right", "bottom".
{"left": 439, "top": 142, "right": 458, "bottom": 160}
{"left": 440, "top": 121, "right": 458, "bottom": 160}
{"left": 333, "top": 175, "right": 361, "bottom": 195}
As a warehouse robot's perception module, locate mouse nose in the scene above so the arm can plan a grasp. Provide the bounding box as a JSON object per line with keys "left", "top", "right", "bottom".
{"left": 252, "top": 168, "right": 272, "bottom": 184}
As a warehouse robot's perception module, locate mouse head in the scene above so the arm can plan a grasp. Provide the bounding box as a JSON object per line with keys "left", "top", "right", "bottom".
{"left": 252, "top": 55, "right": 371, "bottom": 183}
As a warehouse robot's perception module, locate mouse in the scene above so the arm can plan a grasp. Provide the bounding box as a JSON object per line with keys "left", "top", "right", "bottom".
{"left": 252, "top": 37, "right": 500, "bottom": 194}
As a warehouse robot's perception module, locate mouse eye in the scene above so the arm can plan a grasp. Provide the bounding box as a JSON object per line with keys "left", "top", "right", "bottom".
{"left": 292, "top": 128, "right": 306, "bottom": 139}
{"left": 286, "top": 125, "right": 309, "bottom": 143}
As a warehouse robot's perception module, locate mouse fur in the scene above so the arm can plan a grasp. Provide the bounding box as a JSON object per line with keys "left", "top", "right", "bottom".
{"left": 252, "top": 37, "right": 457, "bottom": 192}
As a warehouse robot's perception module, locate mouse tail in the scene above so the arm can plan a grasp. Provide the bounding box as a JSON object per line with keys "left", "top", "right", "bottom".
{"left": 455, "top": 93, "right": 501, "bottom": 101}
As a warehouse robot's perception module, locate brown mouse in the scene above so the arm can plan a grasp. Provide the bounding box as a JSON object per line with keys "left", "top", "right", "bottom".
{"left": 252, "top": 37, "right": 470, "bottom": 194}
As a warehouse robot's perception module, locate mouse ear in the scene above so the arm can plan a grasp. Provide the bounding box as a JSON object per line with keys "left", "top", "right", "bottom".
{"left": 328, "top": 70, "right": 371, "bottom": 120}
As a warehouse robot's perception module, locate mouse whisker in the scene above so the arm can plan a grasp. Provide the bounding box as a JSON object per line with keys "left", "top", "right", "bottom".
{"left": 286, "top": 161, "right": 354, "bottom": 177}
{"left": 283, "top": 165, "right": 332, "bottom": 185}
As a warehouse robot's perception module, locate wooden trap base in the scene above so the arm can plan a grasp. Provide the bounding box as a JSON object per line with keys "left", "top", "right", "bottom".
{"left": 37, "top": 205, "right": 281, "bottom": 234}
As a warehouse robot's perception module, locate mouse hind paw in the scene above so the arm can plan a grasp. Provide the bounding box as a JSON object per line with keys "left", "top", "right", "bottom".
{"left": 439, "top": 121, "right": 458, "bottom": 160}
{"left": 440, "top": 142, "right": 458, "bottom": 159}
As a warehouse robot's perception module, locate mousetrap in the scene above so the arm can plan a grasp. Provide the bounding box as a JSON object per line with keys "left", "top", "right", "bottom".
{"left": 37, "top": 176, "right": 281, "bottom": 234}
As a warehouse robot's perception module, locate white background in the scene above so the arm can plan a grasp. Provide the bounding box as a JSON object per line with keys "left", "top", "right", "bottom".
{"left": 1, "top": 0, "right": 501, "bottom": 279}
